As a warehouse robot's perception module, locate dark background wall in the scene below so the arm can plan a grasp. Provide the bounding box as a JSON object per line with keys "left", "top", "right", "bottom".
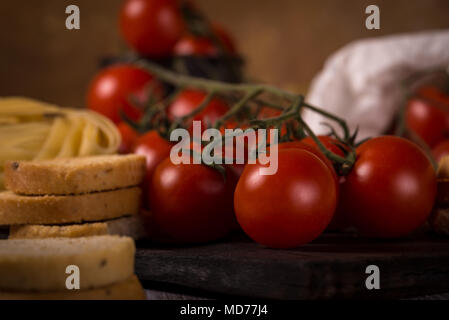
{"left": 1, "top": 0, "right": 448, "bottom": 107}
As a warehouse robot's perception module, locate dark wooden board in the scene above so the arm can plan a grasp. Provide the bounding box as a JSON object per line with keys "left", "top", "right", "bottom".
{"left": 135, "top": 233, "right": 449, "bottom": 299}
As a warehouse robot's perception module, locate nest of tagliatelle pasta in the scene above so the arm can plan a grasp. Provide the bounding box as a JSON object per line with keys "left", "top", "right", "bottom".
{"left": 0, "top": 97, "right": 120, "bottom": 189}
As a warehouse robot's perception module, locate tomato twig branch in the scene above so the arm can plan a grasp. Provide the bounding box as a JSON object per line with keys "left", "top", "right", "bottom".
{"left": 302, "top": 102, "right": 350, "bottom": 141}
{"left": 135, "top": 59, "right": 358, "bottom": 172}
{"left": 137, "top": 60, "right": 297, "bottom": 100}
{"left": 214, "top": 89, "right": 262, "bottom": 129}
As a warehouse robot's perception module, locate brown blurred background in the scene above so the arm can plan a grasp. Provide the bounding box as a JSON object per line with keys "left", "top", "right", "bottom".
{"left": 1, "top": 0, "right": 449, "bottom": 107}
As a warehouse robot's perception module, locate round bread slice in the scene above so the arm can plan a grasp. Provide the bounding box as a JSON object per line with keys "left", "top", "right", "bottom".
{"left": 0, "top": 236, "right": 135, "bottom": 291}
{"left": 0, "top": 275, "right": 145, "bottom": 300}
{"left": 0, "top": 187, "right": 141, "bottom": 225}
{"left": 9, "top": 216, "right": 147, "bottom": 240}
{"left": 4, "top": 154, "right": 146, "bottom": 195}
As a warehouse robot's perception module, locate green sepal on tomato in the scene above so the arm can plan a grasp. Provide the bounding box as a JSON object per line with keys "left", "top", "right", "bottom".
{"left": 301, "top": 135, "right": 347, "bottom": 157}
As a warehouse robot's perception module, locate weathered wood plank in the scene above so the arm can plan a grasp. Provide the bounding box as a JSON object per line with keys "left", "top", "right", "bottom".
{"left": 135, "top": 233, "right": 449, "bottom": 299}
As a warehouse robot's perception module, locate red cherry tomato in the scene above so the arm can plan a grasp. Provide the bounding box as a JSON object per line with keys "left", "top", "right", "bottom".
{"left": 173, "top": 24, "right": 236, "bottom": 56}
{"left": 167, "top": 89, "right": 229, "bottom": 130}
{"left": 211, "top": 23, "right": 236, "bottom": 54}
{"left": 133, "top": 131, "right": 173, "bottom": 201}
{"left": 341, "top": 136, "right": 436, "bottom": 238}
{"left": 277, "top": 140, "right": 348, "bottom": 231}
{"left": 119, "top": 0, "right": 185, "bottom": 57}
{"left": 418, "top": 86, "right": 449, "bottom": 106}
{"left": 432, "top": 139, "right": 449, "bottom": 163}
{"left": 276, "top": 141, "right": 338, "bottom": 188}
{"left": 150, "top": 160, "right": 238, "bottom": 243}
{"left": 234, "top": 149, "right": 337, "bottom": 248}
{"left": 117, "top": 122, "right": 139, "bottom": 154}
{"left": 87, "top": 64, "right": 157, "bottom": 124}
{"left": 174, "top": 35, "right": 218, "bottom": 56}
{"left": 405, "top": 88, "right": 449, "bottom": 147}
{"left": 301, "top": 135, "right": 346, "bottom": 157}
{"left": 257, "top": 106, "right": 283, "bottom": 119}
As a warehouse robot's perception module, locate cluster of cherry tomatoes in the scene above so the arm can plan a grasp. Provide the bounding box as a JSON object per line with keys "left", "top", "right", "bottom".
{"left": 84, "top": 0, "right": 444, "bottom": 249}
{"left": 119, "top": 0, "right": 236, "bottom": 59}
{"left": 86, "top": 68, "right": 442, "bottom": 249}
{"left": 89, "top": 78, "right": 438, "bottom": 249}
{"left": 143, "top": 125, "right": 436, "bottom": 248}
{"left": 87, "top": 0, "right": 238, "bottom": 145}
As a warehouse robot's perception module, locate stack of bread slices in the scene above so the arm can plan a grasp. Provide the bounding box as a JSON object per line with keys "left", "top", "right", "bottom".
{"left": 0, "top": 236, "right": 145, "bottom": 299}
{"left": 1, "top": 154, "right": 146, "bottom": 239}
{"left": 0, "top": 154, "right": 148, "bottom": 299}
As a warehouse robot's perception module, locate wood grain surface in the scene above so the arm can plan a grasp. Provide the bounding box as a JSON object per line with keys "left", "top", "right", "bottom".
{"left": 135, "top": 233, "right": 449, "bottom": 299}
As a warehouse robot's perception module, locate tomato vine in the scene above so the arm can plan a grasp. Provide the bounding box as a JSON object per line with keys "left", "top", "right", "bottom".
{"left": 132, "top": 60, "right": 360, "bottom": 175}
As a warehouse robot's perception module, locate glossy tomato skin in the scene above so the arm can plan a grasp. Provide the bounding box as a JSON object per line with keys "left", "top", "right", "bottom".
{"left": 211, "top": 23, "right": 236, "bottom": 54}
{"left": 341, "top": 136, "right": 436, "bottom": 238}
{"left": 149, "top": 160, "right": 238, "bottom": 243}
{"left": 234, "top": 149, "right": 337, "bottom": 248}
{"left": 291, "top": 137, "right": 350, "bottom": 229}
{"left": 119, "top": 0, "right": 185, "bottom": 57}
{"left": 117, "top": 122, "right": 139, "bottom": 154}
{"left": 133, "top": 131, "right": 173, "bottom": 202}
{"left": 167, "top": 90, "right": 229, "bottom": 129}
{"left": 432, "top": 139, "right": 449, "bottom": 163}
{"left": 173, "top": 35, "right": 218, "bottom": 56}
{"left": 173, "top": 24, "right": 236, "bottom": 56}
{"left": 87, "top": 65, "right": 156, "bottom": 124}
{"left": 405, "top": 96, "right": 449, "bottom": 147}
{"left": 418, "top": 87, "right": 449, "bottom": 106}
{"left": 277, "top": 141, "right": 338, "bottom": 188}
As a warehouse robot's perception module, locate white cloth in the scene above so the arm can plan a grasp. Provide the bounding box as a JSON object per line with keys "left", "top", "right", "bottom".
{"left": 304, "top": 30, "right": 449, "bottom": 140}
